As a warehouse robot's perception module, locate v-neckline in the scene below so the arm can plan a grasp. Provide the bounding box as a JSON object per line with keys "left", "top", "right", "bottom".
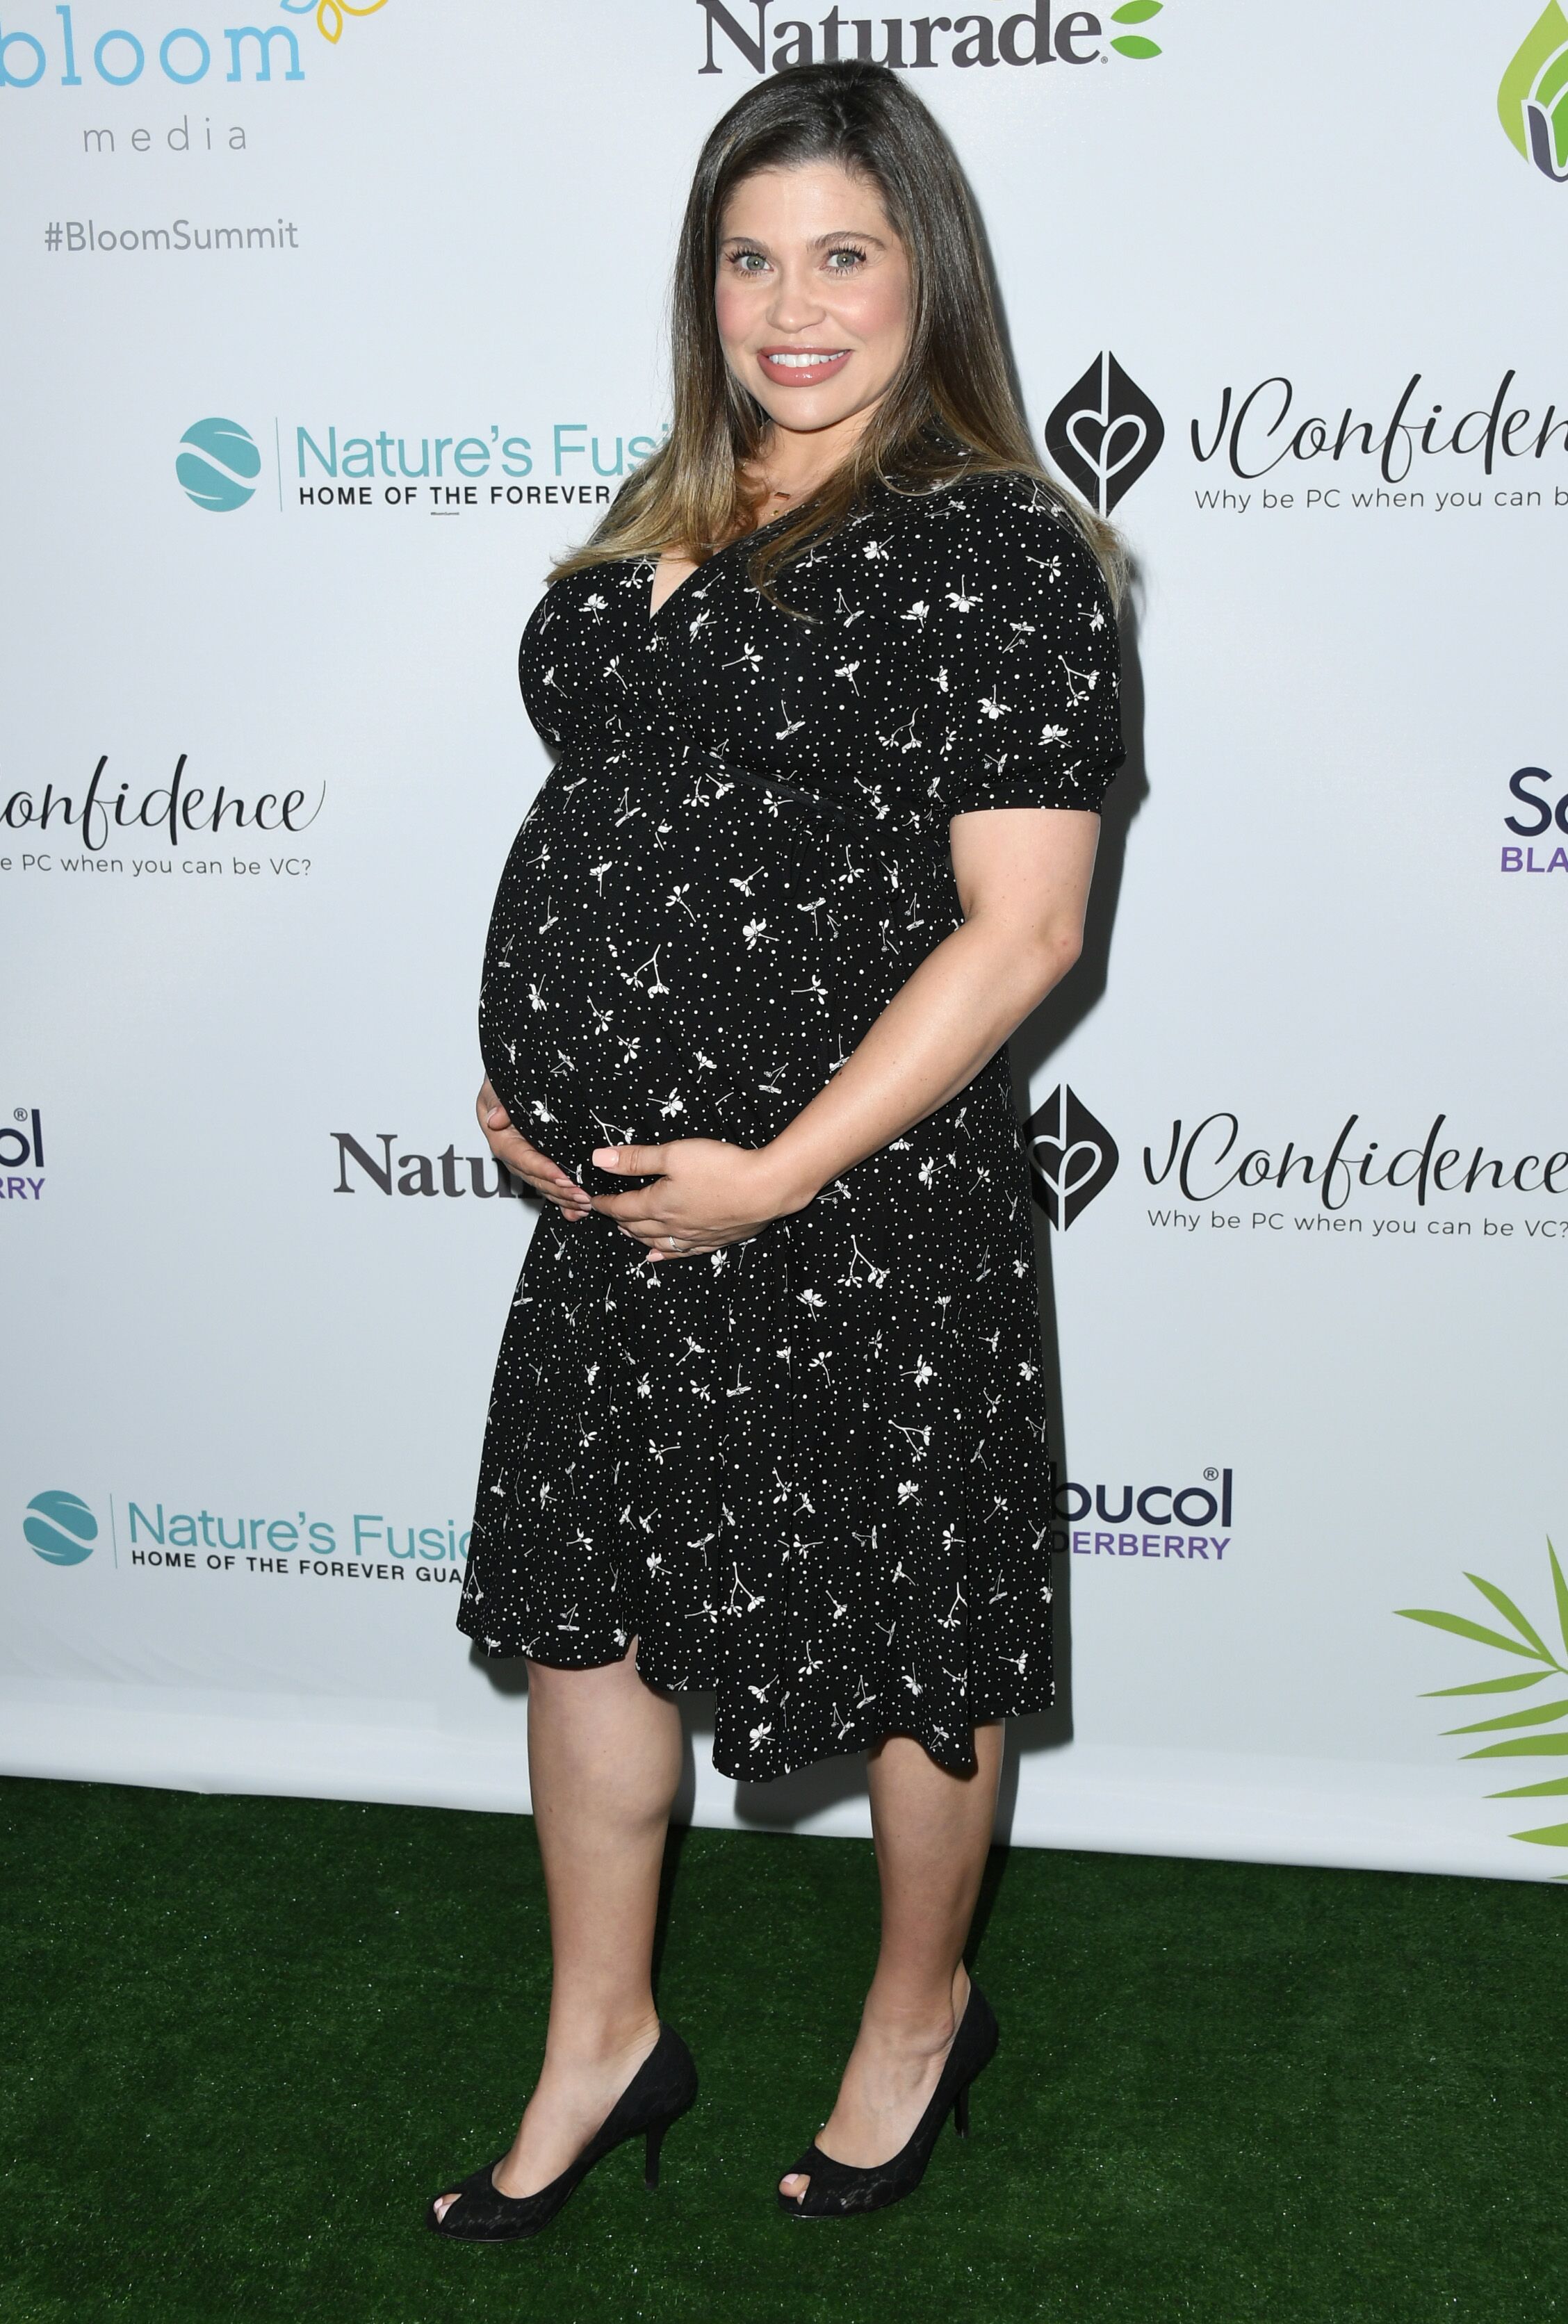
{"left": 645, "top": 502, "right": 809, "bottom": 626}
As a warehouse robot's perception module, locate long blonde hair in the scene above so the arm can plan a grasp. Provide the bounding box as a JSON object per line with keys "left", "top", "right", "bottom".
{"left": 550, "top": 61, "right": 1123, "bottom": 612}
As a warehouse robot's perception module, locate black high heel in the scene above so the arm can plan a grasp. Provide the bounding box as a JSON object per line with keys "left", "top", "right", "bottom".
{"left": 427, "top": 2022, "right": 698, "bottom": 2243}
{"left": 777, "top": 1982, "right": 998, "bottom": 2220}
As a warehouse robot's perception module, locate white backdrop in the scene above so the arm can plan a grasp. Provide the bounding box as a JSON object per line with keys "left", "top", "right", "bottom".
{"left": 4, "top": 1, "right": 1567, "bottom": 1881}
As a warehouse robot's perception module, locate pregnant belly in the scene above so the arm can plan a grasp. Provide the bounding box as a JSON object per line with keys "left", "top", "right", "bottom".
{"left": 478, "top": 762, "right": 956, "bottom": 1192}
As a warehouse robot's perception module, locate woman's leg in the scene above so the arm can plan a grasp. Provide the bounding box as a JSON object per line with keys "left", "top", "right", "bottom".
{"left": 778, "top": 1721, "right": 1002, "bottom": 2198}
{"left": 435, "top": 1644, "right": 684, "bottom": 2220}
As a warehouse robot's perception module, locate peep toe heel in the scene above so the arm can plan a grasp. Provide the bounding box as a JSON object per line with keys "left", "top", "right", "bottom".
{"left": 778, "top": 1981, "right": 998, "bottom": 2220}
{"left": 427, "top": 2021, "right": 698, "bottom": 2244}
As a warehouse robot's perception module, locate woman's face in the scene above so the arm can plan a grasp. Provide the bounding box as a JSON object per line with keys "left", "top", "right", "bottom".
{"left": 714, "top": 162, "right": 913, "bottom": 442}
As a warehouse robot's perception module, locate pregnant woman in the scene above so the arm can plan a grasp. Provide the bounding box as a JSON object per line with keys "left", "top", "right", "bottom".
{"left": 431, "top": 59, "right": 1124, "bottom": 2238}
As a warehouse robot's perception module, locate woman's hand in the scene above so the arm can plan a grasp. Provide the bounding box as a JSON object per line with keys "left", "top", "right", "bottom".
{"left": 476, "top": 1081, "right": 590, "bottom": 1221}
{"left": 590, "top": 1138, "right": 812, "bottom": 1259}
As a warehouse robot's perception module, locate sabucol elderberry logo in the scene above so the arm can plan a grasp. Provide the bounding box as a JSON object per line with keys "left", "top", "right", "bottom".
{"left": 1, "top": 1108, "right": 46, "bottom": 1202}
{"left": 695, "top": 1, "right": 1166, "bottom": 74}
{"left": 1502, "top": 764, "right": 1568, "bottom": 875}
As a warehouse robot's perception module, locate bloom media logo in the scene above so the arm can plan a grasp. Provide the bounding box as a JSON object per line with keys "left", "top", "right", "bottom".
{"left": 24, "top": 1490, "right": 98, "bottom": 1565}
{"left": 1044, "top": 354, "right": 1166, "bottom": 518}
{"left": 177, "top": 418, "right": 260, "bottom": 512}
{"left": 1024, "top": 1086, "right": 1120, "bottom": 1228}
{"left": 1500, "top": 5, "right": 1568, "bottom": 181}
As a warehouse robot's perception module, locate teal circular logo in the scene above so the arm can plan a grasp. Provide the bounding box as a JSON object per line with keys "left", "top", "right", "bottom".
{"left": 24, "top": 1490, "right": 98, "bottom": 1566}
{"left": 177, "top": 417, "right": 261, "bottom": 513}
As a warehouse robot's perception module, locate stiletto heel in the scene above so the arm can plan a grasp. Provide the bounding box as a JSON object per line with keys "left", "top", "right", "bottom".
{"left": 778, "top": 1983, "right": 997, "bottom": 2220}
{"left": 427, "top": 2022, "right": 698, "bottom": 2243}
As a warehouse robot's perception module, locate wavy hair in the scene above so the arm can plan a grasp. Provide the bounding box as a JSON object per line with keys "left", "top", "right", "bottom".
{"left": 550, "top": 60, "right": 1122, "bottom": 609}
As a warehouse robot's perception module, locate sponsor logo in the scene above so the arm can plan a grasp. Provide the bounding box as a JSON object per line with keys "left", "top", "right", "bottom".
{"left": 1499, "top": 4, "right": 1568, "bottom": 183}
{"left": 332, "top": 1132, "right": 520, "bottom": 1200}
{"left": 0, "top": 1, "right": 386, "bottom": 90}
{"left": 696, "top": 0, "right": 1166, "bottom": 73}
{"left": 1189, "top": 367, "right": 1568, "bottom": 514}
{"left": 1144, "top": 1112, "right": 1568, "bottom": 1235}
{"left": 1054, "top": 1466, "right": 1234, "bottom": 1562}
{"left": 1024, "top": 1086, "right": 1118, "bottom": 1227}
{"left": 2, "top": 753, "right": 324, "bottom": 867}
{"left": 166, "top": 417, "right": 667, "bottom": 518}
{"left": 1398, "top": 1539, "right": 1568, "bottom": 1872}
{"left": 24, "top": 1489, "right": 97, "bottom": 1564}
{"left": 1045, "top": 354, "right": 1166, "bottom": 517}
{"left": 1501, "top": 764, "right": 1568, "bottom": 874}
{"left": 122, "top": 1496, "right": 467, "bottom": 1581}
{"left": 1, "top": 1108, "right": 46, "bottom": 1201}
{"left": 177, "top": 416, "right": 260, "bottom": 513}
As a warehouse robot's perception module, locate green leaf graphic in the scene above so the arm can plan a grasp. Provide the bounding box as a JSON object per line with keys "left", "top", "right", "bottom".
{"left": 1466, "top": 1572, "right": 1558, "bottom": 1662}
{"left": 1488, "top": 1776, "right": 1568, "bottom": 1797}
{"left": 1111, "top": 1, "right": 1163, "bottom": 19}
{"left": 1111, "top": 33, "right": 1162, "bottom": 57}
{"left": 1443, "top": 1697, "right": 1568, "bottom": 1735}
{"left": 1462, "top": 1733, "right": 1568, "bottom": 1759}
{"left": 1498, "top": 2, "right": 1568, "bottom": 170}
{"left": 1549, "top": 1540, "right": 1568, "bottom": 1658}
{"left": 1509, "top": 1822, "right": 1568, "bottom": 1847}
{"left": 1395, "top": 1607, "right": 1545, "bottom": 1659}
{"left": 1423, "top": 1671, "right": 1551, "bottom": 1696}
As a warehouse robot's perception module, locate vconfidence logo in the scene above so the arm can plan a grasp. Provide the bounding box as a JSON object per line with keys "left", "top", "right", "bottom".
{"left": 1024, "top": 1086, "right": 1119, "bottom": 1228}
{"left": 24, "top": 1491, "right": 97, "bottom": 1565}
{"left": 1501, "top": 764, "right": 1568, "bottom": 876}
{"left": 1499, "top": 4, "right": 1568, "bottom": 183}
{"left": 1045, "top": 354, "right": 1166, "bottom": 517}
{"left": 695, "top": 0, "right": 1166, "bottom": 73}
{"left": 1, "top": 1108, "right": 46, "bottom": 1201}
{"left": 177, "top": 418, "right": 259, "bottom": 513}
{"left": 0, "top": 1, "right": 387, "bottom": 89}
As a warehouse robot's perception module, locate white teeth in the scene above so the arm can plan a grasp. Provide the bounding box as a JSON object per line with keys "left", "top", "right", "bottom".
{"left": 766, "top": 350, "right": 847, "bottom": 368}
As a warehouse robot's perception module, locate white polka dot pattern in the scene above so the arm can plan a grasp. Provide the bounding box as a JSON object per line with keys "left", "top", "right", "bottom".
{"left": 459, "top": 470, "right": 1125, "bottom": 1782}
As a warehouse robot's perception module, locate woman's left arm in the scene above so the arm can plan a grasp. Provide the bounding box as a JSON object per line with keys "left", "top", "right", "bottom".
{"left": 592, "top": 806, "right": 1098, "bottom": 1257}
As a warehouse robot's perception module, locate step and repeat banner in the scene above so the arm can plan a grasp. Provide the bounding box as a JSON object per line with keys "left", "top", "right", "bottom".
{"left": 3, "top": 3, "right": 1566, "bottom": 1880}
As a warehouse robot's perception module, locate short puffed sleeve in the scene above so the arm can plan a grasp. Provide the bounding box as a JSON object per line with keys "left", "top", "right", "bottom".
{"left": 920, "top": 475, "right": 1125, "bottom": 818}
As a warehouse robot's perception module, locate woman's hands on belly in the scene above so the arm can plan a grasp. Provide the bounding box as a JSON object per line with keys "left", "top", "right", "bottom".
{"left": 476, "top": 1081, "right": 591, "bottom": 1221}
{"left": 591, "top": 1138, "right": 813, "bottom": 1260}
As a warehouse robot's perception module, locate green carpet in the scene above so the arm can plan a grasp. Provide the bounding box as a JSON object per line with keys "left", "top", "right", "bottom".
{"left": 0, "top": 1777, "right": 1559, "bottom": 2324}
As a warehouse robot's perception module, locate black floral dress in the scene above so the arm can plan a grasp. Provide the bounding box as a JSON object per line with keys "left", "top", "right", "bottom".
{"left": 459, "top": 469, "right": 1124, "bottom": 1781}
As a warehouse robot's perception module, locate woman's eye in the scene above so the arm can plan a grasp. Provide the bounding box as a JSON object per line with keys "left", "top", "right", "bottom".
{"left": 824, "top": 247, "right": 867, "bottom": 272}
{"left": 728, "top": 250, "right": 769, "bottom": 276}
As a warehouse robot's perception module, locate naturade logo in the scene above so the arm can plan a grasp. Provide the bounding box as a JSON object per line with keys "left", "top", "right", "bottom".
{"left": 696, "top": 0, "right": 1166, "bottom": 73}
{"left": 1499, "top": 3, "right": 1568, "bottom": 182}
{"left": 0, "top": 1, "right": 386, "bottom": 89}
{"left": 23, "top": 1489, "right": 97, "bottom": 1565}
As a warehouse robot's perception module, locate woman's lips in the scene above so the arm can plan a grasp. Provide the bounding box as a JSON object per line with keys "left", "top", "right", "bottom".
{"left": 756, "top": 347, "right": 852, "bottom": 386}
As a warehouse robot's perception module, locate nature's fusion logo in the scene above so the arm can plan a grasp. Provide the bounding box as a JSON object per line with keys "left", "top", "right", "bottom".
{"left": 177, "top": 418, "right": 260, "bottom": 513}
{"left": 1045, "top": 354, "right": 1166, "bottom": 517}
{"left": 24, "top": 1490, "right": 97, "bottom": 1565}
{"left": 695, "top": 0, "right": 1166, "bottom": 73}
{"left": 1025, "top": 1086, "right": 1120, "bottom": 1228}
{"left": 1499, "top": 4, "right": 1568, "bottom": 182}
